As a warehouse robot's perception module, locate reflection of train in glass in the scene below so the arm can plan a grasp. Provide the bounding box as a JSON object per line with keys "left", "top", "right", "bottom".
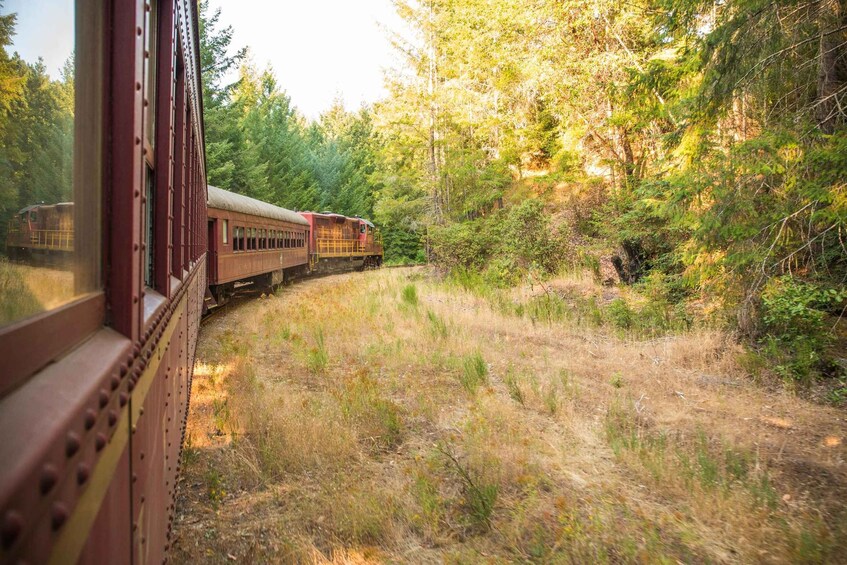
{"left": 5, "top": 202, "right": 75, "bottom": 257}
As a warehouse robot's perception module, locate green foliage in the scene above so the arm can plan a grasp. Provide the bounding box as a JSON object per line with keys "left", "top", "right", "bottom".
{"left": 401, "top": 283, "right": 419, "bottom": 307}
{"left": 426, "top": 309, "right": 448, "bottom": 338}
{"left": 459, "top": 352, "right": 488, "bottom": 393}
{"left": 305, "top": 329, "right": 328, "bottom": 374}
{"left": 759, "top": 276, "right": 846, "bottom": 383}
{"left": 430, "top": 198, "right": 568, "bottom": 285}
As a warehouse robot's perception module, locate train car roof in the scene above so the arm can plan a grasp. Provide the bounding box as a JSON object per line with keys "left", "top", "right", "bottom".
{"left": 207, "top": 185, "right": 309, "bottom": 226}
{"left": 301, "top": 211, "right": 376, "bottom": 228}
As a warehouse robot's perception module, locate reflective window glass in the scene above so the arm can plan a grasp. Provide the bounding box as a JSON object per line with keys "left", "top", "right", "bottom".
{"left": 0, "top": 0, "right": 102, "bottom": 328}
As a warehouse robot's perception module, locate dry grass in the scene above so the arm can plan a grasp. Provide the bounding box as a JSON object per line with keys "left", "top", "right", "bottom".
{"left": 0, "top": 257, "right": 76, "bottom": 324}
{"left": 171, "top": 267, "right": 847, "bottom": 564}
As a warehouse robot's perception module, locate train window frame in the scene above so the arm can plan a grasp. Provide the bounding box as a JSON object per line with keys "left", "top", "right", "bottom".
{"left": 0, "top": 0, "right": 106, "bottom": 396}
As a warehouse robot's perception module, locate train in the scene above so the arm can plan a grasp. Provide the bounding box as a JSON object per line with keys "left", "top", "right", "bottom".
{"left": 0, "top": 2, "right": 384, "bottom": 564}
{"left": 6, "top": 187, "right": 384, "bottom": 309}
{"left": 1, "top": 1, "right": 207, "bottom": 563}
{"left": 204, "top": 185, "right": 383, "bottom": 307}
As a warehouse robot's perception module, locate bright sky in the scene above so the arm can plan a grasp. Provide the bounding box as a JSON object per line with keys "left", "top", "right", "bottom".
{"left": 5, "top": 0, "right": 74, "bottom": 79}
{"left": 3, "top": 1, "right": 404, "bottom": 121}
{"left": 207, "top": 0, "right": 405, "bottom": 121}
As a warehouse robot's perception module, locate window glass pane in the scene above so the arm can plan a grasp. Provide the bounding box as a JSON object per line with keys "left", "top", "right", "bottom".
{"left": 144, "top": 167, "right": 155, "bottom": 287}
{"left": 222, "top": 219, "right": 228, "bottom": 244}
{"left": 0, "top": 0, "right": 102, "bottom": 328}
{"left": 144, "top": 0, "right": 157, "bottom": 146}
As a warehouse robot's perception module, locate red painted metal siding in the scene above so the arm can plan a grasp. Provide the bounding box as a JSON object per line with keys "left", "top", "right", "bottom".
{"left": 0, "top": 1, "right": 207, "bottom": 564}
{"left": 207, "top": 207, "right": 309, "bottom": 285}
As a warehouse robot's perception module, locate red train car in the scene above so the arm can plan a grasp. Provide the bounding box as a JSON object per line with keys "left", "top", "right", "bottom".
{"left": 206, "top": 186, "right": 310, "bottom": 305}
{"left": 300, "top": 212, "right": 383, "bottom": 274}
{"left": 5, "top": 203, "right": 74, "bottom": 257}
{"left": 0, "top": 1, "right": 206, "bottom": 563}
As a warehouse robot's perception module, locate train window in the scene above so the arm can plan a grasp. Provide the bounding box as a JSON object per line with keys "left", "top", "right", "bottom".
{"left": 0, "top": 0, "right": 103, "bottom": 329}
{"left": 234, "top": 227, "right": 243, "bottom": 252}
{"left": 251, "top": 228, "right": 257, "bottom": 251}
{"left": 222, "top": 220, "right": 229, "bottom": 244}
{"left": 144, "top": 167, "right": 155, "bottom": 287}
{"left": 144, "top": 0, "right": 158, "bottom": 148}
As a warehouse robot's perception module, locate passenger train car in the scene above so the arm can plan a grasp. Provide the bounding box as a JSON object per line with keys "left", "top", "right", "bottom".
{"left": 0, "top": 1, "right": 207, "bottom": 563}
{"left": 205, "top": 187, "right": 383, "bottom": 307}
{"left": 206, "top": 186, "right": 310, "bottom": 306}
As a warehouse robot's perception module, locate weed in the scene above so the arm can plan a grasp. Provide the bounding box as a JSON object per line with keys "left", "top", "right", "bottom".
{"left": 610, "top": 373, "right": 624, "bottom": 388}
{"left": 182, "top": 433, "right": 199, "bottom": 468}
{"left": 607, "top": 298, "right": 634, "bottom": 329}
{"left": 426, "top": 309, "right": 448, "bottom": 338}
{"left": 826, "top": 378, "right": 847, "bottom": 406}
{"left": 543, "top": 384, "right": 559, "bottom": 415}
{"left": 338, "top": 374, "right": 403, "bottom": 449}
{"left": 212, "top": 397, "right": 230, "bottom": 435}
{"left": 460, "top": 351, "right": 488, "bottom": 393}
{"left": 401, "top": 284, "right": 419, "bottom": 307}
{"left": 306, "top": 328, "right": 328, "bottom": 373}
{"left": 411, "top": 467, "right": 444, "bottom": 537}
{"left": 439, "top": 444, "right": 498, "bottom": 532}
{"left": 206, "top": 468, "right": 226, "bottom": 508}
{"left": 504, "top": 368, "right": 525, "bottom": 405}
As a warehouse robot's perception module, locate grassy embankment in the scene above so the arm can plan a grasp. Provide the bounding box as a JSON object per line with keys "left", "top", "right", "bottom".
{"left": 172, "top": 267, "right": 846, "bottom": 564}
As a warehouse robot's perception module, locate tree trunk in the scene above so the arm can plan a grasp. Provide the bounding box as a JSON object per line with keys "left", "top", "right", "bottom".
{"left": 816, "top": 0, "right": 847, "bottom": 133}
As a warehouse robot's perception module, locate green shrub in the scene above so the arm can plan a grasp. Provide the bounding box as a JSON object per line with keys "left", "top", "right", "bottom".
{"left": 760, "top": 276, "right": 846, "bottom": 382}
{"left": 460, "top": 352, "right": 488, "bottom": 393}
{"left": 401, "top": 283, "right": 419, "bottom": 307}
{"left": 607, "top": 298, "right": 634, "bottom": 329}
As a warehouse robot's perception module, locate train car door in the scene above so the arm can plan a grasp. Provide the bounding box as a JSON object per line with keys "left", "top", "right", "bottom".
{"left": 207, "top": 219, "right": 217, "bottom": 281}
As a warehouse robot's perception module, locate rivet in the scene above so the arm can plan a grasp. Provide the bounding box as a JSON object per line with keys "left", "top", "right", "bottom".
{"left": 40, "top": 465, "right": 58, "bottom": 494}
{"left": 51, "top": 503, "right": 68, "bottom": 530}
{"left": 136, "top": 82, "right": 141, "bottom": 91}
{"left": 77, "top": 463, "right": 91, "bottom": 485}
{"left": 120, "top": 363, "right": 128, "bottom": 377}
{"left": 132, "top": 473, "right": 138, "bottom": 483}
{"left": 136, "top": 26, "right": 142, "bottom": 36}
{"left": 128, "top": 379, "right": 136, "bottom": 392}
{"left": 140, "top": 495, "right": 145, "bottom": 503}
{"left": 108, "top": 410, "right": 118, "bottom": 427}
{"left": 66, "top": 432, "right": 81, "bottom": 458}
{"left": 95, "top": 433, "right": 107, "bottom": 451}
{"left": 111, "top": 375, "right": 120, "bottom": 390}
{"left": 99, "top": 389, "right": 109, "bottom": 408}
{"left": 1, "top": 510, "right": 23, "bottom": 549}
{"left": 84, "top": 409, "right": 97, "bottom": 430}
{"left": 139, "top": 407, "right": 145, "bottom": 416}
{"left": 119, "top": 393, "right": 129, "bottom": 407}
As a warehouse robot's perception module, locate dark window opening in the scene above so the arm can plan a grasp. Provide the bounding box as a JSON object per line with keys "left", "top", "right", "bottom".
{"left": 144, "top": 167, "right": 155, "bottom": 287}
